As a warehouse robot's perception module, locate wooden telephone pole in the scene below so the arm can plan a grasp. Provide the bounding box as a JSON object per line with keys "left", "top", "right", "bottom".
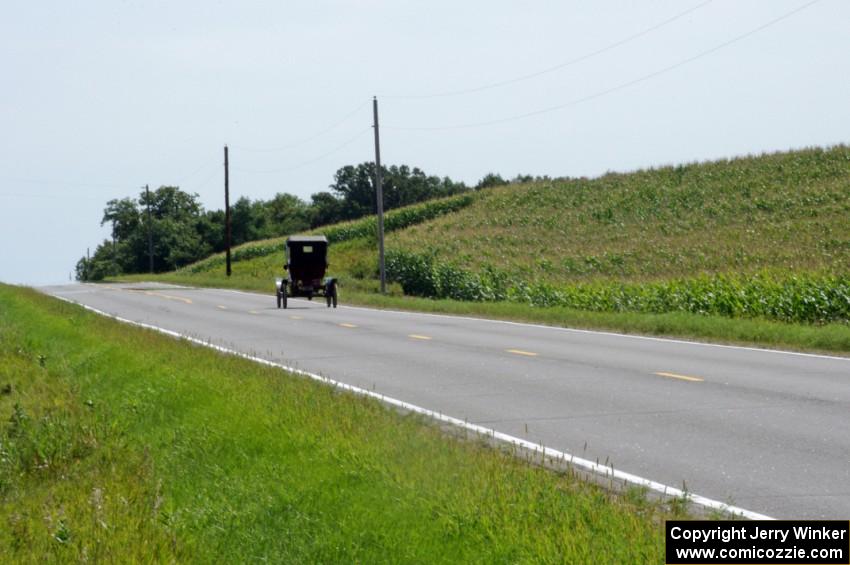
{"left": 145, "top": 184, "right": 153, "bottom": 273}
{"left": 372, "top": 97, "right": 386, "bottom": 294}
{"left": 224, "top": 145, "right": 232, "bottom": 277}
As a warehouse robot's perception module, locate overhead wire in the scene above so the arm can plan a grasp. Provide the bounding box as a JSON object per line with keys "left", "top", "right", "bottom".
{"left": 0, "top": 191, "right": 105, "bottom": 201}
{"left": 232, "top": 128, "right": 371, "bottom": 174}
{"left": 0, "top": 176, "right": 122, "bottom": 189}
{"left": 216, "top": 2, "right": 714, "bottom": 172}
{"left": 0, "top": 153, "right": 220, "bottom": 196}
{"left": 382, "top": 0, "right": 714, "bottom": 99}
{"left": 170, "top": 158, "right": 220, "bottom": 185}
{"left": 7, "top": 2, "right": 821, "bottom": 200}
{"left": 181, "top": 166, "right": 222, "bottom": 195}
{"left": 383, "top": 0, "right": 821, "bottom": 131}
{"left": 230, "top": 99, "right": 371, "bottom": 153}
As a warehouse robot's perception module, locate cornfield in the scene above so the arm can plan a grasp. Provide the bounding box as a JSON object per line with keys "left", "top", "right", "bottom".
{"left": 386, "top": 249, "right": 850, "bottom": 324}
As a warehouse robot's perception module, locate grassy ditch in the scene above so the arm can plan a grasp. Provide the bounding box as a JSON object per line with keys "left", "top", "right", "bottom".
{"left": 0, "top": 284, "right": 678, "bottom": 562}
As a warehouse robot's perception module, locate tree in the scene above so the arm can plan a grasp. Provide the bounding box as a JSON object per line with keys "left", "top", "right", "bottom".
{"left": 265, "top": 193, "right": 310, "bottom": 236}
{"left": 78, "top": 162, "right": 470, "bottom": 280}
{"left": 329, "top": 163, "right": 378, "bottom": 220}
{"left": 309, "top": 191, "right": 345, "bottom": 228}
{"left": 102, "top": 197, "right": 141, "bottom": 241}
{"left": 100, "top": 196, "right": 149, "bottom": 273}
{"left": 475, "top": 173, "right": 508, "bottom": 189}
{"left": 324, "top": 162, "right": 470, "bottom": 226}
{"left": 196, "top": 210, "right": 225, "bottom": 253}
{"left": 382, "top": 165, "right": 467, "bottom": 209}
{"left": 511, "top": 174, "right": 533, "bottom": 184}
{"left": 230, "top": 197, "right": 268, "bottom": 246}
{"left": 139, "top": 186, "right": 208, "bottom": 271}
{"left": 75, "top": 240, "right": 123, "bottom": 281}
{"left": 142, "top": 185, "right": 202, "bottom": 222}
{"left": 78, "top": 185, "right": 209, "bottom": 280}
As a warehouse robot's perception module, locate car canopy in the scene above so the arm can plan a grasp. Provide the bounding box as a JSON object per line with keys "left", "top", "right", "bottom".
{"left": 285, "top": 235, "right": 328, "bottom": 281}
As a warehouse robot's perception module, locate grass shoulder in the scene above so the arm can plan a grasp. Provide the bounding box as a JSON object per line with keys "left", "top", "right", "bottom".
{"left": 1, "top": 283, "right": 683, "bottom": 562}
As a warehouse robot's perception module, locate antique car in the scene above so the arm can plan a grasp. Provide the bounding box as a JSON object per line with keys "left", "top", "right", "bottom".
{"left": 275, "top": 235, "right": 338, "bottom": 308}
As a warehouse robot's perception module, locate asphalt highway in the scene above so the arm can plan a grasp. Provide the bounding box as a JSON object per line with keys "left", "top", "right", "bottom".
{"left": 43, "top": 282, "right": 850, "bottom": 519}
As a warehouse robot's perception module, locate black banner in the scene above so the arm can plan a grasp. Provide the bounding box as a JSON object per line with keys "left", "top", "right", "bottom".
{"left": 666, "top": 521, "right": 849, "bottom": 564}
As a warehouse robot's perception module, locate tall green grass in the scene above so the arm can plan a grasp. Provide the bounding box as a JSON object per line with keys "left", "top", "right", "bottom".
{"left": 0, "top": 284, "right": 676, "bottom": 562}
{"left": 386, "top": 249, "right": 850, "bottom": 324}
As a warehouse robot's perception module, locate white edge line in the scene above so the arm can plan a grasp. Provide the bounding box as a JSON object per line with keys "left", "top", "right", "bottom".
{"left": 183, "top": 284, "right": 849, "bottom": 363}
{"left": 53, "top": 292, "right": 774, "bottom": 521}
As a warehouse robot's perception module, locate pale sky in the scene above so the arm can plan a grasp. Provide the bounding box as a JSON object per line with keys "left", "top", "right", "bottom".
{"left": 1, "top": 0, "right": 847, "bottom": 285}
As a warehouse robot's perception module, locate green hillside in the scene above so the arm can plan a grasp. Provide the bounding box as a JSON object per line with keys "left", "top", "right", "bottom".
{"left": 391, "top": 146, "right": 850, "bottom": 283}
{"left": 120, "top": 145, "right": 850, "bottom": 350}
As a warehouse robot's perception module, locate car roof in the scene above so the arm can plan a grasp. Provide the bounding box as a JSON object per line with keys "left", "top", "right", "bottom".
{"left": 286, "top": 235, "right": 328, "bottom": 244}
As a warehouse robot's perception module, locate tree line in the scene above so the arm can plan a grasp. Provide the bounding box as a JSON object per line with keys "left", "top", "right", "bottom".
{"left": 76, "top": 163, "right": 520, "bottom": 281}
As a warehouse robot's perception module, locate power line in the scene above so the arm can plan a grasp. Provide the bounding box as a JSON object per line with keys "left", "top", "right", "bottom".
{"left": 0, "top": 191, "right": 104, "bottom": 201}
{"left": 382, "top": 1, "right": 713, "bottom": 100}
{"left": 231, "top": 99, "right": 371, "bottom": 153}
{"left": 181, "top": 166, "right": 221, "bottom": 194}
{"left": 2, "top": 101, "right": 367, "bottom": 196}
{"left": 0, "top": 155, "right": 219, "bottom": 194}
{"left": 171, "top": 158, "right": 219, "bottom": 184}
{"left": 232, "top": 129, "right": 371, "bottom": 174}
{"left": 0, "top": 176, "right": 122, "bottom": 189}
{"left": 384, "top": 0, "right": 821, "bottom": 131}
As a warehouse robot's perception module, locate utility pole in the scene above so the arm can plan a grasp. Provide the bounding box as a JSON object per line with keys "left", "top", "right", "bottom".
{"left": 372, "top": 96, "right": 386, "bottom": 294}
{"left": 145, "top": 184, "right": 153, "bottom": 274}
{"left": 112, "top": 221, "right": 117, "bottom": 272}
{"left": 224, "top": 145, "right": 232, "bottom": 277}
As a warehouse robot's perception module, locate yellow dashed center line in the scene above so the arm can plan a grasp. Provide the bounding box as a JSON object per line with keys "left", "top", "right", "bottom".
{"left": 144, "top": 291, "right": 192, "bottom": 304}
{"left": 249, "top": 310, "right": 259, "bottom": 315}
{"left": 655, "top": 371, "right": 704, "bottom": 382}
{"left": 506, "top": 349, "right": 538, "bottom": 357}
{"left": 217, "top": 305, "right": 228, "bottom": 310}
{"left": 339, "top": 323, "right": 358, "bottom": 328}
{"left": 289, "top": 315, "right": 303, "bottom": 320}
{"left": 408, "top": 334, "right": 432, "bottom": 340}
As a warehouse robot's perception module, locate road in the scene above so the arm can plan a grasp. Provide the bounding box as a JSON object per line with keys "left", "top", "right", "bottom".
{"left": 43, "top": 282, "right": 850, "bottom": 519}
